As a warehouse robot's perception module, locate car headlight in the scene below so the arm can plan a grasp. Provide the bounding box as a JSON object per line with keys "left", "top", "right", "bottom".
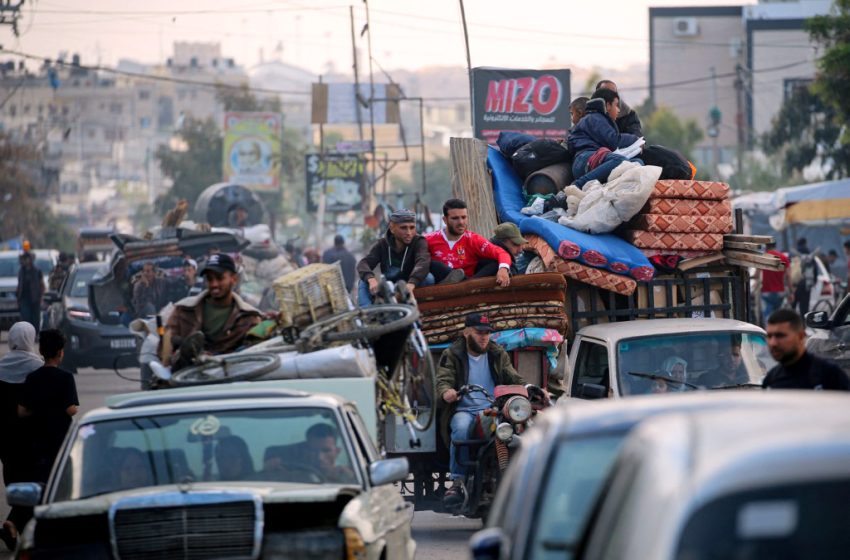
{"left": 503, "top": 395, "right": 532, "bottom": 424}
{"left": 495, "top": 422, "right": 514, "bottom": 442}
{"left": 68, "top": 308, "right": 93, "bottom": 322}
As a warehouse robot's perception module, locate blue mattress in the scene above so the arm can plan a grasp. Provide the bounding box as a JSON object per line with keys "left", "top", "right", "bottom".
{"left": 487, "top": 147, "right": 655, "bottom": 281}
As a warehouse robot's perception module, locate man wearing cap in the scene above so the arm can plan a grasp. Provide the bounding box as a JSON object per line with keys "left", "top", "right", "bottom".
{"left": 322, "top": 234, "right": 357, "bottom": 292}
{"left": 484, "top": 223, "right": 528, "bottom": 276}
{"left": 435, "top": 312, "right": 524, "bottom": 505}
{"left": 426, "top": 198, "right": 513, "bottom": 287}
{"left": 165, "top": 253, "right": 262, "bottom": 370}
{"left": 356, "top": 209, "right": 432, "bottom": 307}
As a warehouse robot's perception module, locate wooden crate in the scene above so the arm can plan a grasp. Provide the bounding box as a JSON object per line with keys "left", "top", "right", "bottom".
{"left": 273, "top": 263, "right": 350, "bottom": 328}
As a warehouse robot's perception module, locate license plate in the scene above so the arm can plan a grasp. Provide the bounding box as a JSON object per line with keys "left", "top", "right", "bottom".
{"left": 110, "top": 338, "right": 135, "bottom": 349}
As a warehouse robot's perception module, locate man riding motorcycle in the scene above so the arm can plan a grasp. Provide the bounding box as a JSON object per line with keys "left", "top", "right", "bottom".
{"left": 164, "top": 253, "right": 262, "bottom": 370}
{"left": 436, "top": 313, "right": 526, "bottom": 507}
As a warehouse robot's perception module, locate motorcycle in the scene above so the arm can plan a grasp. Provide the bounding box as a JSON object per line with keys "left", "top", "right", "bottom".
{"left": 448, "top": 383, "right": 550, "bottom": 518}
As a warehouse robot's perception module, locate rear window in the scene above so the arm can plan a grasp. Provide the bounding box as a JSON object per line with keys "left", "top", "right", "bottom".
{"left": 676, "top": 479, "right": 850, "bottom": 560}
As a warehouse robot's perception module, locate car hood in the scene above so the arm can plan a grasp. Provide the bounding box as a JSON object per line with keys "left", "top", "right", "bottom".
{"left": 36, "top": 482, "right": 362, "bottom": 518}
{"left": 0, "top": 277, "right": 17, "bottom": 290}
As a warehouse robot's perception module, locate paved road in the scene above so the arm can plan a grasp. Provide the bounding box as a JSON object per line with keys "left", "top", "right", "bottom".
{"left": 0, "top": 333, "right": 479, "bottom": 558}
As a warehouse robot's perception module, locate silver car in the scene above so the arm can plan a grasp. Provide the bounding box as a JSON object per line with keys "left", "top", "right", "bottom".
{"left": 582, "top": 392, "right": 850, "bottom": 560}
{"left": 9, "top": 386, "right": 416, "bottom": 560}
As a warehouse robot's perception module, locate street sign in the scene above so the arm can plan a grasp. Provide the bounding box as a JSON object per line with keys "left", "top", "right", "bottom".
{"left": 335, "top": 140, "right": 374, "bottom": 154}
{"left": 305, "top": 153, "right": 365, "bottom": 213}
{"left": 222, "top": 112, "right": 282, "bottom": 193}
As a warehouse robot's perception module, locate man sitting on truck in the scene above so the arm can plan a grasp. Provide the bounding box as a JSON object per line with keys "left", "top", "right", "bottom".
{"left": 132, "top": 262, "right": 167, "bottom": 318}
{"left": 436, "top": 313, "right": 525, "bottom": 506}
{"left": 165, "top": 253, "right": 262, "bottom": 370}
{"left": 356, "top": 208, "right": 433, "bottom": 307}
{"left": 489, "top": 223, "right": 528, "bottom": 276}
{"left": 426, "top": 199, "right": 512, "bottom": 287}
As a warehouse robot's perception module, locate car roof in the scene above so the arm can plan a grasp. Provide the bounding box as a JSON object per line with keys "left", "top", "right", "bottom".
{"left": 85, "top": 383, "right": 351, "bottom": 424}
{"left": 639, "top": 397, "right": 850, "bottom": 498}
{"left": 545, "top": 391, "right": 834, "bottom": 439}
{"left": 576, "top": 318, "right": 765, "bottom": 344}
{"left": 74, "top": 261, "right": 108, "bottom": 272}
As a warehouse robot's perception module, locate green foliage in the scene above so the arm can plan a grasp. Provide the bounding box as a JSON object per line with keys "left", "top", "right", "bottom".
{"left": 215, "top": 84, "right": 281, "bottom": 112}
{"left": 0, "top": 135, "right": 74, "bottom": 251}
{"left": 762, "top": 85, "right": 850, "bottom": 180}
{"left": 154, "top": 116, "right": 223, "bottom": 214}
{"left": 806, "top": 0, "right": 850, "bottom": 122}
{"left": 727, "top": 153, "right": 801, "bottom": 192}
{"left": 637, "top": 103, "right": 704, "bottom": 161}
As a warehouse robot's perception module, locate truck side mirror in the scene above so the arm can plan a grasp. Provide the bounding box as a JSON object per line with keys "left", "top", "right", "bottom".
{"left": 43, "top": 291, "right": 61, "bottom": 305}
{"left": 805, "top": 310, "right": 830, "bottom": 329}
{"left": 577, "top": 383, "right": 607, "bottom": 400}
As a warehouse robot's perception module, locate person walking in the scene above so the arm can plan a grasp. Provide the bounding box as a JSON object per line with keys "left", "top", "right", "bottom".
{"left": 763, "top": 309, "right": 850, "bottom": 390}
{"left": 322, "top": 235, "right": 357, "bottom": 292}
{"left": 0, "top": 322, "right": 44, "bottom": 550}
{"left": 16, "top": 251, "right": 45, "bottom": 333}
{"left": 761, "top": 242, "right": 790, "bottom": 325}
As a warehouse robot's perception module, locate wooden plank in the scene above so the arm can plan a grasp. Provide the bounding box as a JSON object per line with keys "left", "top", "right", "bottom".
{"left": 677, "top": 252, "right": 726, "bottom": 271}
{"left": 723, "top": 234, "right": 773, "bottom": 244}
{"left": 723, "top": 250, "right": 785, "bottom": 271}
{"left": 724, "top": 240, "right": 763, "bottom": 251}
{"left": 450, "top": 137, "right": 499, "bottom": 237}
{"left": 725, "top": 257, "right": 786, "bottom": 271}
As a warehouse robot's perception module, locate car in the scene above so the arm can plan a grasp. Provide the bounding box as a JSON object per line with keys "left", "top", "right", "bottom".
{"left": 579, "top": 394, "right": 850, "bottom": 560}
{"left": 807, "top": 253, "right": 839, "bottom": 314}
{"left": 806, "top": 292, "right": 850, "bottom": 373}
{"left": 44, "top": 262, "right": 138, "bottom": 372}
{"left": 7, "top": 384, "right": 416, "bottom": 560}
{"left": 469, "top": 391, "right": 843, "bottom": 560}
{"left": 564, "top": 318, "right": 776, "bottom": 399}
{"left": 0, "top": 249, "right": 58, "bottom": 331}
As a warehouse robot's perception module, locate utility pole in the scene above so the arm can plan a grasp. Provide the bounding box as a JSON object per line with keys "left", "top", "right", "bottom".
{"left": 349, "top": 6, "right": 364, "bottom": 142}
{"left": 458, "top": 0, "right": 473, "bottom": 127}
{"left": 0, "top": 1, "right": 24, "bottom": 36}
{"left": 734, "top": 63, "right": 746, "bottom": 180}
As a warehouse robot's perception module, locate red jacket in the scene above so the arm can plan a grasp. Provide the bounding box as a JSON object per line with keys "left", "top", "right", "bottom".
{"left": 425, "top": 230, "right": 511, "bottom": 277}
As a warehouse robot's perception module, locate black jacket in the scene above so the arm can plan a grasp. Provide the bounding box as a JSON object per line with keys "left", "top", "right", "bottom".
{"left": 762, "top": 351, "right": 850, "bottom": 390}
{"left": 356, "top": 230, "right": 431, "bottom": 286}
{"left": 616, "top": 98, "right": 643, "bottom": 137}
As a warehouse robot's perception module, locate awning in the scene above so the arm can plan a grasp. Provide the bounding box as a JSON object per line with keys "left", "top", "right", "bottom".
{"left": 785, "top": 197, "right": 850, "bottom": 225}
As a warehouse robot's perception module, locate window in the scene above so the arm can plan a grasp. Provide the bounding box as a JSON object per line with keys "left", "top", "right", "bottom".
{"left": 109, "top": 102, "right": 123, "bottom": 114}
{"left": 139, "top": 90, "right": 151, "bottom": 100}
{"left": 572, "top": 341, "right": 609, "bottom": 396}
{"left": 676, "top": 479, "right": 850, "bottom": 560}
{"left": 54, "top": 407, "right": 359, "bottom": 501}
{"left": 69, "top": 267, "right": 103, "bottom": 297}
{"left": 527, "top": 435, "right": 625, "bottom": 560}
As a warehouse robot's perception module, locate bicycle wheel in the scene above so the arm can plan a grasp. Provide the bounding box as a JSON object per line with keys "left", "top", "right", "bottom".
{"left": 300, "top": 304, "right": 419, "bottom": 346}
{"left": 170, "top": 353, "right": 281, "bottom": 387}
{"left": 399, "top": 339, "right": 437, "bottom": 431}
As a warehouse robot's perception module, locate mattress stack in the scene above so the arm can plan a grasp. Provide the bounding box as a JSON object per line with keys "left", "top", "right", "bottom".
{"left": 414, "top": 273, "right": 569, "bottom": 345}
{"left": 621, "top": 180, "right": 733, "bottom": 258}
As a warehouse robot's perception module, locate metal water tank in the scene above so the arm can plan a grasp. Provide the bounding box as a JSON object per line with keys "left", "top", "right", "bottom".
{"left": 194, "top": 183, "right": 265, "bottom": 227}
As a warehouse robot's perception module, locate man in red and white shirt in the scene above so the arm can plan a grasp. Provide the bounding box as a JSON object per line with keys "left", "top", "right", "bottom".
{"left": 425, "top": 198, "right": 512, "bottom": 287}
{"left": 762, "top": 241, "right": 790, "bottom": 325}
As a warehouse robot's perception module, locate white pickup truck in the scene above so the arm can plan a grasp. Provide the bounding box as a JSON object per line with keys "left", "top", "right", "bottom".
{"left": 563, "top": 318, "right": 775, "bottom": 399}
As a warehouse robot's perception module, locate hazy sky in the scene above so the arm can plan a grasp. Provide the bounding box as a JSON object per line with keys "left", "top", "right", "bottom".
{"left": 6, "top": 0, "right": 756, "bottom": 75}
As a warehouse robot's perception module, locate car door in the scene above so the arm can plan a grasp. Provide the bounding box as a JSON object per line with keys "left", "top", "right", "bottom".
{"left": 570, "top": 339, "right": 611, "bottom": 399}
{"left": 342, "top": 405, "right": 414, "bottom": 559}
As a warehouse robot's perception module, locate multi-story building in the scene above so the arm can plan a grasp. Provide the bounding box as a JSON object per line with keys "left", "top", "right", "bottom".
{"left": 649, "top": 0, "right": 830, "bottom": 171}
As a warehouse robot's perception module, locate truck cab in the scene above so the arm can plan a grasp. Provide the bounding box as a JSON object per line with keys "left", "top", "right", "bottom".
{"left": 566, "top": 318, "right": 776, "bottom": 399}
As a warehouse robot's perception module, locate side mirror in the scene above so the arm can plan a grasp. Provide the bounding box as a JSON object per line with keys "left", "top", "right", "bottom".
{"left": 7, "top": 482, "right": 43, "bottom": 507}
{"left": 577, "top": 383, "right": 607, "bottom": 400}
{"left": 43, "top": 291, "right": 61, "bottom": 305}
{"left": 368, "top": 457, "right": 409, "bottom": 487}
{"left": 805, "top": 310, "right": 830, "bottom": 329}
{"left": 469, "top": 527, "right": 506, "bottom": 560}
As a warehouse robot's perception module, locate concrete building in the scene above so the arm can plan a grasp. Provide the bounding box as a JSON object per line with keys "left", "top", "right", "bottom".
{"left": 649, "top": 0, "right": 829, "bottom": 172}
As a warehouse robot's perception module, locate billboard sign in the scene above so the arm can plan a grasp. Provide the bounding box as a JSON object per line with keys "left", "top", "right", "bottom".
{"left": 305, "top": 153, "right": 365, "bottom": 213}
{"left": 222, "top": 112, "right": 281, "bottom": 192}
{"left": 471, "top": 67, "right": 571, "bottom": 144}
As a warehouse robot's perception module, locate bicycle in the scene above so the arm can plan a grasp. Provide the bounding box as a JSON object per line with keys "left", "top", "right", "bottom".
{"left": 295, "top": 277, "right": 437, "bottom": 435}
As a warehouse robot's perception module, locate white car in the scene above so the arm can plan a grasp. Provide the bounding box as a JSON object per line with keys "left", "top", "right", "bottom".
{"left": 0, "top": 249, "right": 58, "bottom": 331}
{"left": 8, "top": 385, "right": 416, "bottom": 560}
{"left": 581, "top": 392, "right": 850, "bottom": 560}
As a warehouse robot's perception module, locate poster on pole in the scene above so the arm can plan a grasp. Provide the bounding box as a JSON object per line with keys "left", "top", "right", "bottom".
{"left": 471, "top": 67, "right": 571, "bottom": 144}
{"left": 305, "top": 153, "right": 365, "bottom": 213}
{"left": 222, "top": 112, "right": 281, "bottom": 192}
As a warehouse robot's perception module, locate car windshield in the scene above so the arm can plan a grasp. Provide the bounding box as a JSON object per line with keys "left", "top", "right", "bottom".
{"left": 53, "top": 407, "right": 359, "bottom": 501}
{"left": 675, "top": 479, "right": 850, "bottom": 560}
{"left": 69, "top": 267, "right": 102, "bottom": 298}
{"left": 617, "top": 331, "right": 775, "bottom": 395}
{"left": 528, "top": 434, "right": 624, "bottom": 559}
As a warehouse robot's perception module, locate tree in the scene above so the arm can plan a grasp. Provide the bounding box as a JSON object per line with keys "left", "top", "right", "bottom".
{"left": 635, "top": 101, "right": 705, "bottom": 162}
{"left": 154, "top": 116, "right": 222, "bottom": 214}
{"left": 807, "top": 1, "right": 850, "bottom": 123}
{"left": 0, "top": 134, "right": 75, "bottom": 251}
{"left": 762, "top": 85, "right": 850, "bottom": 180}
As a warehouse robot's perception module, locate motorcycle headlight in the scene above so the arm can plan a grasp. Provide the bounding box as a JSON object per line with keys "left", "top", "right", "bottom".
{"left": 503, "top": 395, "right": 532, "bottom": 424}
{"left": 495, "top": 422, "right": 514, "bottom": 442}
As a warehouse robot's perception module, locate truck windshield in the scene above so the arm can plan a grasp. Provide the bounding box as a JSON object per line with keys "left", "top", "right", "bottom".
{"left": 52, "top": 407, "right": 359, "bottom": 501}
{"left": 617, "top": 331, "right": 774, "bottom": 395}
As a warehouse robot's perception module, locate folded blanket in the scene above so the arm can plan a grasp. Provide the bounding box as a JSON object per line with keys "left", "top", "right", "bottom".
{"left": 625, "top": 230, "right": 724, "bottom": 252}
{"left": 642, "top": 198, "right": 732, "bottom": 217}
{"left": 639, "top": 248, "right": 716, "bottom": 259}
{"left": 652, "top": 180, "right": 730, "bottom": 200}
{"left": 630, "top": 213, "right": 734, "bottom": 234}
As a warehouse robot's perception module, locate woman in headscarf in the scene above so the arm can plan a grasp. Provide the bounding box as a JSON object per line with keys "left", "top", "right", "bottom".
{"left": 0, "top": 321, "right": 43, "bottom": 549}
{"left": 656, "top": 356, "right": 689, "bottom": 393}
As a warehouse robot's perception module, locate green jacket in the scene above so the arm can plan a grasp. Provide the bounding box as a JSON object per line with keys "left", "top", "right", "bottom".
{"left": 436, "top": 337, "right": 524, "bottom": 441}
